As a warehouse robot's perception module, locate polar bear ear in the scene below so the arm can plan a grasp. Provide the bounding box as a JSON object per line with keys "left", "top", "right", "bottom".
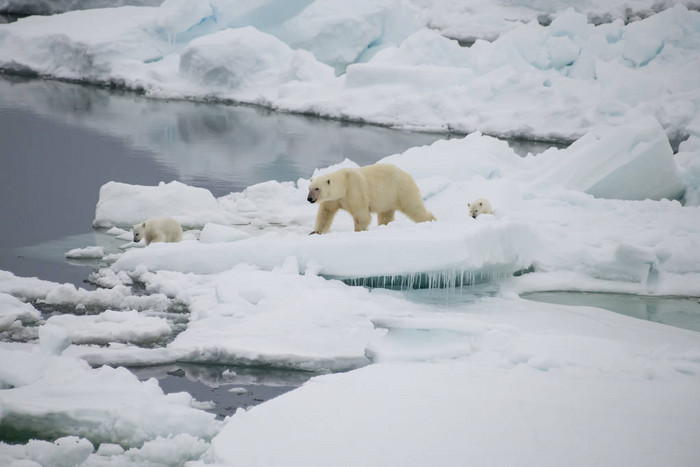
{"left": 142, "top": 222, "right": 147, "bottom": 228}
{"left": 327, "top": 179, "right": 331, "bottom": 185}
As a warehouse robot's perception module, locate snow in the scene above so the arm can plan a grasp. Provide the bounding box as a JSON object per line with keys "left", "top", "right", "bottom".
{"left": 1, "top": 1, "right": 700, "bottom": 466}
{"left": 0, "top": 348, "right": 220, "bottom": 447}
{"left": 198, "top": 223, "right": 250, "bottom": 244}
{"left": 0, "top": 293, "right": 40, "bottom": 332}
{"left": 93, "top": 180, "right": 239, "bottom": 228}
{"left": 204, "top": 359, "right": 700, "bottom": 467}
{"left": 43, "top": 309, "right": 172, "bottom": 346}
{"left": 65, "top": 246, "right": 105, "bottom": 259}
{"left": 0, "top": 1, "right": 698, "bottom": 141}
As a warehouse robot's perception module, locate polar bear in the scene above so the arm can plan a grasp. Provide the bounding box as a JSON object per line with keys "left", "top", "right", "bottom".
{"left": 132, "top": 217, "right": 183, "bottom": 245}
{"left": 307, "top": 163, "right": 435, "bottom": 234}
{"left": 468, "top": 198, "right": 493, "bottom": 218}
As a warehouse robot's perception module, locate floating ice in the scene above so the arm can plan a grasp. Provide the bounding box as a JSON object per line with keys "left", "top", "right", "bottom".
{"left": 43, "top": 309, "right": 172, "bottom": 346}
{"left": 94, "top": 180, "right": 240, "bottom": 229}
{"left": 0, "top": 348, "right": 220, "bottom": 448}
{"left": 65, "top": 245, "right": 105, "bottom": 259}
{"left": 2, "top": 3, "right": 700, "bottom": 465}
{"left": 0, "top": 270, "right": 171, "bottom": 312}
{"left": 112, "top": 219, "right": 538, "bottom": 284}
{"left": 0, "top": 293, "right": 40, "bottom": 332}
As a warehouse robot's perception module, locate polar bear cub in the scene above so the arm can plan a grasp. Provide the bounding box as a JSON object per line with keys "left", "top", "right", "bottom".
{"left": 468, "top": 198, "right": 493, "bottom": 218}
{"left": 132, "top": 217, "right": 183, "bottom": 245}
{"left": 307, "top": 163, "right": 435, "bottom": 234}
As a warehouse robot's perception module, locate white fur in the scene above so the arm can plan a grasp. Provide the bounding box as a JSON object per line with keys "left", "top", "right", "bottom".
{"left": 132, "top": 217, "right": 183, "bottom": 245}
{"left": 307, "top": 163, "right": 435, "bottom": 234}
{"left": 468, "top": 198, "right": 493, "bottom": 218}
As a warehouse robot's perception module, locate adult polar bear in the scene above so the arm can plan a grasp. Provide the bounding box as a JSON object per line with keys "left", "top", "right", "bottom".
{"left": 307, "top": 164, "right": 435, "bottom": 234}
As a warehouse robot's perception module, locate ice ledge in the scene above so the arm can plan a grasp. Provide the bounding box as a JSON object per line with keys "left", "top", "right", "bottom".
{"left": 111, "top": 220, "right": 538, "bottom": 288}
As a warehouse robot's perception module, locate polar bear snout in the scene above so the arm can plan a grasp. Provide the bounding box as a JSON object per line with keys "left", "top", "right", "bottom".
{"left": 307, "top": 188, "right": 319, "bottom": 203}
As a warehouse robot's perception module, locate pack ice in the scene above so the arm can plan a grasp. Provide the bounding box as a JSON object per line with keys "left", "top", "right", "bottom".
{"left": 1, "top": 1, "right": 700, "bottom": 466}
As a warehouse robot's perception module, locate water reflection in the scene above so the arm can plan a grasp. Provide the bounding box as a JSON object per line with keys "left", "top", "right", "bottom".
{"left": 0, "top": 75, "right": 447, "bottom": 284}
{"left": 0, "top": 75, "right": 446, "bottom": 196}
{"left": 523, "top": 291, "right": 700, "bottom": 333}
{"left": 129, "top": 363, "right": 310, "bottom": 419}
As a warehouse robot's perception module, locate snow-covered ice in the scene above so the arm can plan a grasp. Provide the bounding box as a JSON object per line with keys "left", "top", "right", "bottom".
{"left": 1, "top": 0, "right": 699, "bottom": 142}
{"left": 1, "top": 1, "right": 700, "bottom": 466}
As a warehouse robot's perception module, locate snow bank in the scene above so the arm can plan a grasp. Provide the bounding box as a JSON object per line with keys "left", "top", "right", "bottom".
{"left": 0, "top": 348, "right": 220, "bottom": 448}
{"left": 0, "top": 1, "right": 698, "bottom": 141}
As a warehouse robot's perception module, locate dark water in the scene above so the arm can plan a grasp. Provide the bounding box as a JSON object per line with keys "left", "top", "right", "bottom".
{"left": 129, "top": 363, "right": 312, "bottom": 419}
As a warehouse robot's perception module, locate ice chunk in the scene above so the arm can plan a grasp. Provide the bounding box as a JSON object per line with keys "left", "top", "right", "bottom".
{"left": 156, "top": 0, "right": 214, "bottom": 43}
{"left": 65, "top": 246, "right": 105, "bottom": 259}
{"left": 279, "top": 0, "right": 421, "bottom": 72}
{"left": 93, "top": 180, "right": 232, "bottom": 229}
{"left": 0, "top": 436, "right": 93, "bottom": 467}
{"left": 43, "top": 310, "right": 172, "bottom": 345}
{"left": 0, "top": 293, "right": 41, "bottom": 332}
{"left": 179, "top": 26, "right": 334, "bottom": 91}
{"left": 0, "top": 270, "right": 171, "bottom": 312}
{"left": 676, "top": 135, "right": 700, "bottom": 206}
{"left": 38, "top": 324, "right": 72, "bottom": 355}
{"left": 0, "top": 348, "right": 220, "bottom": 447}
{"left": 533, "top": 117, "right": 686, "bottom": 200}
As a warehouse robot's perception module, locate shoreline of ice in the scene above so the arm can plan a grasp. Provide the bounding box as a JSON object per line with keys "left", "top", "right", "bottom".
{"left": 1, "top": 1, "right": 699, "bottom": 142}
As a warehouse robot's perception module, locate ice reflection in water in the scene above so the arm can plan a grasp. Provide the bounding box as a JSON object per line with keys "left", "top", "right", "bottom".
{"left": 523, "top": 291, "right": 700, "bottom": 333}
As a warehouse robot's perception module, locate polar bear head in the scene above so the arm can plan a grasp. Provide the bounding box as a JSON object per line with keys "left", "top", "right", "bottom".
{"left": 307, "top": 172, "right": 343, "bottom": 204}
{"left": 132, "top": 222, "right": 147, "bottom": 242}
{"left": 468, "top": 198, "right": 493, "bottom": 218}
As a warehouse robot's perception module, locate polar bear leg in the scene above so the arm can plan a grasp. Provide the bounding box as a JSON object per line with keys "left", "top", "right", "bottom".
{"left": 377, "top": 210, "right": 395, "bottom": 225}
{"left": 400, "top": 199, "right": 435, "bottom": 223}
{"left": 314, "top": 201, "right": 340, "bottom": 234}
{"left": 353, "top": 209, "right": 372, "bottom": 231}
{"left": 146, "top": 231, "right": 166, "bottom": 245}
